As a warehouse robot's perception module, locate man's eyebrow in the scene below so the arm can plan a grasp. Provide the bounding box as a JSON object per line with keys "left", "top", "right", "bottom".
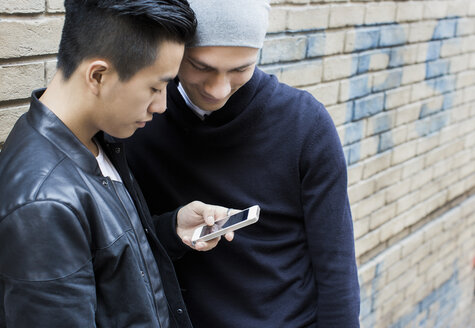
{"left": 187, "top": 56, "right": 255, "bottom": 71}
{"left": 186, "top": 57, "right": 214, "bottom": 69}
{"left": 159, "top": 76, "right": 174, "bottom": 83}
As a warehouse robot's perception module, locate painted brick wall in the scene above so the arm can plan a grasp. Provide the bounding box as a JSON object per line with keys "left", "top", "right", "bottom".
{"left": 260, "top": 0, "right": 475, "bottom": 327}
{"left": 1, "top": 0, "right": 474, "bottom": 327}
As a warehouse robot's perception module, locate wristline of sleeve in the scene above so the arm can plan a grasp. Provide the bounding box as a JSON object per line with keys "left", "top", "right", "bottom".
{"left": 153, "top": 207, "right": 190, "bottom": 260}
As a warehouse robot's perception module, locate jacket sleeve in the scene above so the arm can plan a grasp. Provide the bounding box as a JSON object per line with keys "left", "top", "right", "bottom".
{"left": 300, "top": 106, "right": 360, "bottom": 327}
{"left": 0, "top": 201, "right": 96, "bottom": 327}
{"left": 152, "top": 208, "right": 189, "bottom": 261}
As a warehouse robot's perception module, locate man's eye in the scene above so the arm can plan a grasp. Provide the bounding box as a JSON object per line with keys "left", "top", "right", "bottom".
{"left": 191, "top": 63, "right": 209, "bottom": 72}
{"left": 151, "top": 87, "right": 161, "bottom": 93}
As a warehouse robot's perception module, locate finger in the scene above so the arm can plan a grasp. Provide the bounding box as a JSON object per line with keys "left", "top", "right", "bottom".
{"left": 204, "top": 215, "right": 215, "bottom": 226}
{"left": 194, "top": 236, "right": 220, "bottom": 251}
{"left": 224, "top": 231, "right": 234, "bottom": 242}
{"left": 201, "top": 205, "right": 218, "bottom": 225}
{"left": 181, "top": 236, "right": 193, "bottom": 248}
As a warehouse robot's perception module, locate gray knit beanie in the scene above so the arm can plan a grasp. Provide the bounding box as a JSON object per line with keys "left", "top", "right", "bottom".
{"left": 187, "top": 0, "right": 271, "bottom": 48}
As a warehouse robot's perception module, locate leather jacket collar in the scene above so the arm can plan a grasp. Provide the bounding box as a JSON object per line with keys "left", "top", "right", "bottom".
{"left": 28, "top": 89, "right": 103, "bottom": 176}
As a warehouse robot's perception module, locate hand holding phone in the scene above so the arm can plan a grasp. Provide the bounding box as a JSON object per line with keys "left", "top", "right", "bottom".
{"left": 191, "top": 205, "right": 260, "bottom": 245}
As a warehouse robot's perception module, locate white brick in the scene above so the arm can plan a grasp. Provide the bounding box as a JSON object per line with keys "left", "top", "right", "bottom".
{"left": 368, "top": 52, "right": 390, "bottom": 71}
{"left": 324, "top": 31, "right": 346, "bottom": 56}
{"left": 287, "top": 6, "right": 329, "bottom": 31}
{"left": 401, "top": 63, "right": 426, "bottom": 85}
{"left": 432, "top": 158, "right": 452, "bottom": 180}
{"left": 385, "top": 86, "right": 411, "bottom": 110}
{"left": 469, "top": 0, "right": 475, "bottom": 15}
{"left": 373, "top": 166, "right": 402, "bottom": 193}
{"left": 410, "top": 167, "right": 433, "bottom": 192}
{"left": 0, "top": 63, "right": 45, "bottom": 102}
{"left": 353, "top": 216, "right": 369, "bottom": 240}
{"left": 408, "top": 21, "right": 438, "bottom": 43}
{"left": 403, "top": 201, "right": 427, "bottom": 227}
{"left": 326, "top": 103, "right": 348, "bottom": 127}
{"left": 279, "top": 60, "right": 322, "bottom": 87}
{"left": 415, "top": 41, "right": 437, "bottom": 63}
{"left": 329, "top": 4, "right": 365, "bottom": 28}
{"left": 410, "top": 81, "right": 435, "bottom": 102}
{"left": 339, "top": 74, "right": 371, "bottom": 102}
{"left": 396, "top": 1, "right": 424, "bottom": 22}
{"left": 359, "top": 135, "right": 379, "bottom": 161}
{"left": 0, "top": 106, "right": 28, "bottom": 143}
{"left": 448, "top": 179, "right": 467, "bottom": 199}
{"left": 380, "top": 215, "right": 405, "bottom": 242}
{"left": 456, "top": 18, "right": 475, "bottom": 37}
{"left": 401, "top": 156, "right": 425, "bottom": 180}
{"left": 366, "top": 110, "right": 396, "bottom": 136}
{"left": 396, "top": 44, "right": 419, "bottom": 66}
{"left": 391, "top": 139, "right": 418, "bottom": 165}
{"left": 46, "top": 0, "right": 64, "bottom": 13}
{"left": 439, "top": 124, "right": 461, "bottom": 145}
{"left": 353, "top": 190, "right": 385, "bottom": 219}
{"left": 395, "top": 102, "right": 421, "bottom": 126}
{"left": 423, "top": 1, "right": 448, "bottom": 20}
{"left": 347, "top": 162, "right": 363, "bottom": 186}
{"left": 416, "top": 132, "right": 440, "bottom": 155}
{"left": 304, "top": 81, "right": 339, "bottom": 107}
{"left": 362, "top": 152, "right": 391, "bottom": 179}
{"left": 390, "top": 125, "right": 410, "bottom": 148}
{"left": 440, "top": 38, "right": 463, "bottom": 58}
{"left": 355, "top": 229, "right": 380, "bottom": 258}
{"left": 0, "top": 18, "right": 64, "bottom": 59}
{"left": 365, "top": 2, "right": 396, "bottom": 25}
{"left": 450, "top": 54, "right": 470, "bottom": 74}
{"left": 0, "top": 0, "right": 44, "bottom": 13}
{"left": 348, "top": 179, "right": 375, "bottom": 204}
{"left": 463, "top": 35, "right": 475, "bottom": 53}
{"left": 456, "top": 71, "right": 475, "bottom": 89}
{"left": 385, "top": 179, "right": 411, "bottom": 204}
{"left": 369, "top": 202, "right": 397, "bottom": 230}
{"left": 323, "top": 55, "right": 356, "bottom": 81}
{"left": 267, "top": 7, "right": 287, "bottom": 33}
{"left": 447, "top": 0, "right": 469, "bottom": 17}
{"left": 464, "top": 85, "right": 475, "bottom": 102}
{"left": 45, "top": 60, "right": 57, "bottom": 85}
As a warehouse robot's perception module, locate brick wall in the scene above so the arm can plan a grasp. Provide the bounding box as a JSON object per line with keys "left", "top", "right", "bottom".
{"left": 1, "top": 0, "right": 474, "bottom": 327}
{"left": 260, "top": 0, "right": 475, "bottom": 326}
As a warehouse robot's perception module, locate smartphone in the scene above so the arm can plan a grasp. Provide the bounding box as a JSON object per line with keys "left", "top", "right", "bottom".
{"left": 191, "top": 205, "right": 260, "bottom": 245}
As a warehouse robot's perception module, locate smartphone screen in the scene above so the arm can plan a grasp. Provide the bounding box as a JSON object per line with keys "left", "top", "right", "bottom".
{"left": 200, "top": 209, "right": 249, "bottom": 237}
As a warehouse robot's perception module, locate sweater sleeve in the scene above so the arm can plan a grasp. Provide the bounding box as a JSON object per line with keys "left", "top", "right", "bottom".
{"left": 152, "top": 208, "right": 190, "bottom": 260}
{"left": 0, "top": 201, "right": 96, "bottom": 327}
{"left": 299, "top": 105, "right": 360, "bottom": 327}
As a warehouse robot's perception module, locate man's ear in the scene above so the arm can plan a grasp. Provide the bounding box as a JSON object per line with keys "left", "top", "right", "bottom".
{"left": 85, "top": 60, "right": 111, "bottom": 96}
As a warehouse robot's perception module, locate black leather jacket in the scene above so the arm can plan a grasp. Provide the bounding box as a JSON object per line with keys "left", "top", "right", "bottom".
{"left": 0, "top": 90, "right": 192, "bottom": 327}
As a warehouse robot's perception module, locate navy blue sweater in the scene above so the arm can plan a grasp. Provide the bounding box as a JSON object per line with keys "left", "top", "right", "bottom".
{"left": 126, "top": 68, "right": 360, "bottom": 327}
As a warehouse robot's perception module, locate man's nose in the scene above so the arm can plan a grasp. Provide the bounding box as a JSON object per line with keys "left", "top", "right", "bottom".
{"left": 148, "top": 91, "right": 167, "bottom": 114}
{"left": 203, "top": 74, "right": 231, "bottom": 99}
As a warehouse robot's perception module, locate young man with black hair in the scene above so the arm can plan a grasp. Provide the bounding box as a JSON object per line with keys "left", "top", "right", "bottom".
{"left": 0, "top": 1, "right": 233, "bottom": 327}
{"left": 126, "top": 0, "right": 360, "bottom": 327}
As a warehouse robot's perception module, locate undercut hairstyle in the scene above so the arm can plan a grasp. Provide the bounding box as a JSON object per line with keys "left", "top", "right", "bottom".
{"left": 57, "top": 0, "right": 196, "bottom": 81}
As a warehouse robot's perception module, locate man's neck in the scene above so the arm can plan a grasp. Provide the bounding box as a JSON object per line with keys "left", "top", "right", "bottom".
{"left": 39, "top": 73, "right": 99, "bottom": 156}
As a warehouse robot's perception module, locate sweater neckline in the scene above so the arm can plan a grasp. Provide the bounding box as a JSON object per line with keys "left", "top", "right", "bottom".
{"left": 165, "top": 68, "right": 277, "bottom": 148}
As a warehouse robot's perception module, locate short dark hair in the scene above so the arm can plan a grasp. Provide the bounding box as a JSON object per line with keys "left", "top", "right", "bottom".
{"left": 57, "top": 0, "right": 196, "bottom": 81}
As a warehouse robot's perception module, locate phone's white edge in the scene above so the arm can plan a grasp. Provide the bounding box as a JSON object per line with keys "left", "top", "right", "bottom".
{"left": 191, "top": 205, "right": 260, "bottom": 244}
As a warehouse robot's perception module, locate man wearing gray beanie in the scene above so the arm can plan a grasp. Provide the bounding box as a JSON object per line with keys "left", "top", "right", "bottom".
{"left": 126, "top": 0, "right": 360, "bottom": 327}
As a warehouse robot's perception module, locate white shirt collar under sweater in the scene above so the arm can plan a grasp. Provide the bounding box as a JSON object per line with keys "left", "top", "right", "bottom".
{"left": 177, "top": 82, "right": 215, "bottom": 120}
{"left": 95, "top": 140, "right": 122, "bottom": 182}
